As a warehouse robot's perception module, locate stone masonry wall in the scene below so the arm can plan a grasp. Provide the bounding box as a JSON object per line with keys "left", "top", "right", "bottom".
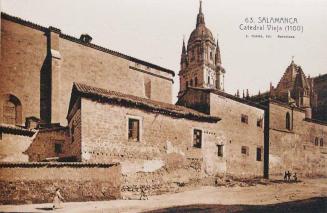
{"left": 78, "top": 98, "right": 219, "bottom": 196}
{"left": 0, "top": 19, "right": 47, "bottom": 125}
{"left": 1, "top": 16, "right": 173, "bottom": 126}
{"left": 210, "top": 93, "right": 265, "bottom": 178}
{"left": 25, "top": 128, "right": 70, "bottom": 162}
{"left": 268, "top": 102, "right": 327, "bottom": 177}
{"left": 0, "top": 163, "right": 121, "bottom": 204}
{"left": 57, "top": 38, "right": 173, "bottom": 124}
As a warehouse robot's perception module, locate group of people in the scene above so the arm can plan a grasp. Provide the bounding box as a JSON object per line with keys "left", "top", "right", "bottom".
{"left": 283, "top": 171, "right": 298, "bottom": 182}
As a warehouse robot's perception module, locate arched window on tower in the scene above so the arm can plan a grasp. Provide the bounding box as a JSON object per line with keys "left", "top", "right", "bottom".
{"left": 320, "top": 138, "right": 324, "bottom": 147}
{"left": 286, "top": 112, "right": 291, "bottom": 130}
{"left": 2, "top": 94, "right": 22, "bottom": 125}
{"left": 195, "top": 77, "right": 198, "bottom": 87}
{"left": 190, "top": 79, "right": 193, "bottom": 87}
{"left": 208, "top": 76, "right": 210, "bottom": 85}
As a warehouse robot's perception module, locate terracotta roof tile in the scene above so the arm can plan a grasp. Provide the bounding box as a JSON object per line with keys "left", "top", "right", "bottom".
{"left": 71, "top": 82, "right": 220, "bottom": 123}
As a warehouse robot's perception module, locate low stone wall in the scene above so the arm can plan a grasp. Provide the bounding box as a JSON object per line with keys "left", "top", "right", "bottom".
{"left": 0, "top": 162, "right": 121, "bottom": 204}
{"left": 121, "top": 158, "right": 203, "bottom": 199}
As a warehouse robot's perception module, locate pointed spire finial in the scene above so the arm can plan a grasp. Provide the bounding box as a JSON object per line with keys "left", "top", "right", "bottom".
{"left": 196, "top": 0, "right": 205, "bottom": 27}
{"left": 291, "top": 55, "right": 295, "bottom": 64}
{"left": 182, "top": 37, "right": 186, "bottom": 54}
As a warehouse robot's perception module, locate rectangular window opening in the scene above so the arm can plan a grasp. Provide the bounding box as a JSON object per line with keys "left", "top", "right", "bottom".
{"left": 217, "top": 144, "right": 223, "bottom": 157}
{"left": 54, "top": 143, "right": 62, "bottom": 154}
{"left": 241, "top": 146, "right": 249, "bottom": 156}
{"left": 256, "top": 147, "right": 262, "bottom": 161}
{"left": 128, "top": 118, "right": 140, "bottom": 142}
{"left": 193, "top": 129, "right": 202, "bottom": 148}
{"left": 241, "top": 114, "right": 248, "bottom": 124}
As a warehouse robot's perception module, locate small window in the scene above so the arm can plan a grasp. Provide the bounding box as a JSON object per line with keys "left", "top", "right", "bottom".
{"left": 241, "top": 146, "right": 249, "bottom": 156}
{"left": 210, "top": 51, "right": 213, "bottom": 60}
{"left": 217, "top": 145, "right": 223, "bottom": 157}
{"left": 257, "top": 118, "right": 263, "bottom": 128}
{"left": 256, "top": 147, "right": 262, "bottom": 161}
{"left": 241, "top": 114, "right": 248, "bottom": 124}
{"left": 315, "top": 137, "right": 319, "bottom": 146}
{"left": 286, "top": 112, "right": 291, "bottom": 130}
{"left": 55, "top": 143, "right": 62, "bottom": 154}
{"left": 320, "top": 138, "right": 324, "bottom": 147}
{"left": 190, "top": 79, "right": 193, "bottom": 87}
{"left": 195, "top": 77, "right": 198, "bottom": 87}
{"left": 186, "top": 81, "right": 189, "bottom": 88}
{"left": 207, "top": 76, "right": 210, "bottom": 85}
{"left": 128, "top": 118, "right": 140, "bottom": 142}
{"left": 144, "top": 78, "right": 151, "bottom": 98}
{"left": 193, "top": 129, "right": 202, "bottom": 148}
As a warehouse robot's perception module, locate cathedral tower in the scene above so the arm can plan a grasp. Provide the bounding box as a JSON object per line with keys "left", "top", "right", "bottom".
{"left": 178, "top": 1, "right": 225, "bottom": 98}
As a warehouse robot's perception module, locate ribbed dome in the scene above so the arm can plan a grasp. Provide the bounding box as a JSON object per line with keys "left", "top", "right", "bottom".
{"left": 187, "top": 1, "right": 214, "bottom": 45}
{"left": 188, "top": 25, "right": 214, "bottom": 45}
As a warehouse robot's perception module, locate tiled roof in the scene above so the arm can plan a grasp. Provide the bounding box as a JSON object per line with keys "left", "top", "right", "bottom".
{"left": 1, "top": 12, "right": 175, "bottom": 77}
{"left": 70, "top": 82, "right": 220, "bottom": 123}
{"left": 0, "top": 124, "right": 36, "bottom": 137}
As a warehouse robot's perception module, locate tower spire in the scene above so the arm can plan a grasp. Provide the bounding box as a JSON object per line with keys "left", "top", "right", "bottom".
{"left": 196, "top": 0, "right": 205, "bottom": 27}
{"left": 215, "top": 35, "right": 222, "bottom": 65}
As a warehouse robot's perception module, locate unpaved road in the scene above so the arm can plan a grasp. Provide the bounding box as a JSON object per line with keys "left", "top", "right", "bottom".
{"left": 1, "top": 178, "right": 326, "bottom": 213}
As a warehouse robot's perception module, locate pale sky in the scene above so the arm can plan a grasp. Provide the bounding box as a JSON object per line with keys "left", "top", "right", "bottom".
{"left": 2, "top": 0, "right": 327, "bottom": 102}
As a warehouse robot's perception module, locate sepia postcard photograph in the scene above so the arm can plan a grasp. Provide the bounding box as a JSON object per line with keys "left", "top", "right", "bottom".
{"left": 0, "top": 0, "right": 326, "bottom": 212}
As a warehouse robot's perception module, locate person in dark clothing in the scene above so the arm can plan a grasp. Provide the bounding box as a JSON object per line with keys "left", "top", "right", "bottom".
{"left": 284, "top": 171, "right": 287, "bottom": 181}
{"left": 287, "top": 171, "right": 291, "bottom": 181}
{"left": 293, "top": 173, "right": 298, "bottom": 182}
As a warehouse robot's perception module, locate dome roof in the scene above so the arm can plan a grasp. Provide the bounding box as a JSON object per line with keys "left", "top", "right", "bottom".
{"left": 188, "top": 24, "right": 214, "bottom": 45}
{"left": 187, "top": 1, "right": 214, "bottom": 45}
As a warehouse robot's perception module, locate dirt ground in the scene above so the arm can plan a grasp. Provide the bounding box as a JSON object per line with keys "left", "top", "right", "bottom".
{"left": 0, "top": 177, "right": 326, "bottom": 213}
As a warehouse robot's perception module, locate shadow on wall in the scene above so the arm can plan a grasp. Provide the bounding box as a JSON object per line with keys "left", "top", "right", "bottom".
{"left": 144, "top": 197, "right": 327, "bottom": 213}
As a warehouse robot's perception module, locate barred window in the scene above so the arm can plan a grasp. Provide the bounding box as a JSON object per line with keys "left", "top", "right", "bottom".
{"left": 193, "top": 129, "right": 202, "bottom": 148}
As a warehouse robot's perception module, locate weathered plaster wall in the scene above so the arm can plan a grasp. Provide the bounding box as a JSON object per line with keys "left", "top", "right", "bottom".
{"left": 76, "top": 98, "right": 220, "bottom": 196}
{"left": 0, "top": 133, "right": 34, "bottom": 162}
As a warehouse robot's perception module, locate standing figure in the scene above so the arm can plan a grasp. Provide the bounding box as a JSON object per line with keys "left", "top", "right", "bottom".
{"left": 287, "top": 171, "right": 291, "bottom": 182}
{"left": 53, "top": 188, "right": 65, "bottom": 209}
{"left": 293, "top": 173, "right": 298, "bottom": 182}
{"left": 283, "top": 171, "right": 287, "bottom": 181}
